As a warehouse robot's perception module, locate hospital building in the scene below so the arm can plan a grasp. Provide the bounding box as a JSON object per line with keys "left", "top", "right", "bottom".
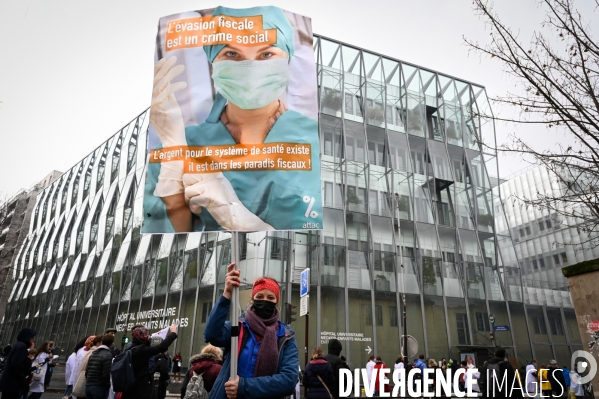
{"left": 0, "top": 35, "right": 587, "bottom": 369}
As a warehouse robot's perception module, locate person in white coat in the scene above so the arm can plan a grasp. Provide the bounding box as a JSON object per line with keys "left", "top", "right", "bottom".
{"left": 570, "top": 367, "right": 585, "bottom": 399}
{"left": 525, "top": 359, "right": 538, "bottom": 394}
{"left": 64, "top": 352, "right": 77, "bottom": 397}
{"left": 394, "top": 355, "right": 405, "bottom": 386}
{"left": 29, "top": 342, "right": 52, "bottom": 399}
{"left": 69, "top": 336, "right": 95, "bottom": 399}
{"left": 63, "top": 344, "right": 81, "bottom": 399}
{"left": 366, "top": 355, "right": 376, "bottom": 385}
{"left": 464, "top": 363, "right": 480, "bottom": 393}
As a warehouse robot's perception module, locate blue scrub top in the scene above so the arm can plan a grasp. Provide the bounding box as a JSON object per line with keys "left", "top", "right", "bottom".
{"left": 143, "top": 94, "right": 322, "bottom": 232}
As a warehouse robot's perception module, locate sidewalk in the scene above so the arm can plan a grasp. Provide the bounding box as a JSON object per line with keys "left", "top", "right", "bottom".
{"left": 47, "top": 366, "right": 185, "bottom": 397}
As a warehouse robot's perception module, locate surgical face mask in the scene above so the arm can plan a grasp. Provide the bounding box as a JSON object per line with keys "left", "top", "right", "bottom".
{"left": 252, "top": 299, "right": 277, "bottom": 319}
{"left": 212, "top": 58, "right": 290, "bottom": 110}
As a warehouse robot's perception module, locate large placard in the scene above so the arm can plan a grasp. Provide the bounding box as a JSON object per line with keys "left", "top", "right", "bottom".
{"left": 143, "top": 6, "right": 322, "bottom": 233}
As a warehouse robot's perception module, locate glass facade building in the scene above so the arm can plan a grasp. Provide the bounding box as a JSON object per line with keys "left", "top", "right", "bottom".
{"left": 0, "top": 36, "right": 583, "bottom": 369}
{"left": 499, "top": 166, "right": 596, "bottom": 362}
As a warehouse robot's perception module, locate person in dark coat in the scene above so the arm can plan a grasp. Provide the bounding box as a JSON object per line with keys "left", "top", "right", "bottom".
{"left": 180, "top": 345, "right": 223, "bottom": 398}
{"left": 303, "top": 347, "right": 335, "bottom": 399}
{"left": 172, "top": 352, "right": 182, "bottom": 383}
{"left": 547, "top": 359, "right": 567, "bottom": 397}
{"left": 0, "top": 328, "right": 37, "bottom": 399}
{"left": 481, "top": 347, "right": 521, "bottom": 398}
{"left": 121, "top": 325, "right": 178, "bottom": 399}
{"left": 323, "top": 339, "right": 347, "bottom": 399}
{"left": 0, "top": 346, "right": 11, "bottom": 371}
{"left": 84, "top": 334, "right": 114, "bottom": 399}
{"left": 151, "top": 352, "right": 170, "bottom": 399}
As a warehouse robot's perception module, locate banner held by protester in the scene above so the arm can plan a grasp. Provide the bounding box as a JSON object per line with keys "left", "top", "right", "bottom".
{"left": 143, "top": 5, "right": 321, "bottom": 234}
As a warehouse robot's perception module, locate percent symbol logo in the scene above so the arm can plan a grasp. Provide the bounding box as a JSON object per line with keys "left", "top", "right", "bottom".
{"left": 303, "top": 196, "right": 318, "bottom": 219}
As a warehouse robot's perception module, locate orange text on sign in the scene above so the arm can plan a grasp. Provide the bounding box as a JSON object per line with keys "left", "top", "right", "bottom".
{"left": 165, "top": 15, "right": 277, "bottom": 51}
{"left": 149, "top": 143, "right": 312, "bottom": 173}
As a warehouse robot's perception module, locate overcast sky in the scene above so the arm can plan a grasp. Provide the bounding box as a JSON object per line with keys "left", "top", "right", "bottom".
{"left": 0, "top": 0, "right": 596, "bottom": 196}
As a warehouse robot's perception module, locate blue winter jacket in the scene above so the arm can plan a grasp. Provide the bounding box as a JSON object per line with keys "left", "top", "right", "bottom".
{"left": 204, "top": 295, "right": 299, "bottom": 399}
{"left": 562, "top": 367, "right": 571, "bottom": 386}
{"left": 414, "top": 359, "right": 426, "bottom": 375}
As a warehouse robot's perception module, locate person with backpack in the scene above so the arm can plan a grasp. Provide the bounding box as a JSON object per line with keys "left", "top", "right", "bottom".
{"left": 117, "top": 324, "right": 177, "bottom": 399}
{"left": 323, "top": 339, "right": 348, "bottom": 399}
{"left": 204, "top": 263, "right": 299, "bottom": 399}
{"left": 302, "top": 347, "right": 334, "bottom": 399}
{"left": 482, "top": 347, "right": 521, "bottom": 398}
{"left": 181, "top": 345, "right": 223, "bottom": 399}
{"left": 84, "top": 334, "right": 114, "bottom": 399}
{"left": 0, "top": 328, "right": 38, "bottom": 399}
{"left": 150, "top": 351, "right": 170, "bottom": 399}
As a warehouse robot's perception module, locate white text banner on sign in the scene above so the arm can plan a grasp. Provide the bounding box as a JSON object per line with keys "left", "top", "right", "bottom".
{"left": 300, "top": 294, "right": 309, "bottom": 317}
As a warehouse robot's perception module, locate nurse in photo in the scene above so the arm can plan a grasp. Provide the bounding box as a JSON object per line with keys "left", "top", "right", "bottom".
{"left": 145, "top": 5, "right": 321, "bottom": 233}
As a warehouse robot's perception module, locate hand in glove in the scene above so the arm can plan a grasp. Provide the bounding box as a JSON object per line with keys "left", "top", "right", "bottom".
{"left": 151, "top": 56, "right": 187, "bottom": 197}
{"left": 183, "top": 173, "right": 274, "bottom": 231}
{"left": 150, "top": 56, "right": 187, "bottom": 148}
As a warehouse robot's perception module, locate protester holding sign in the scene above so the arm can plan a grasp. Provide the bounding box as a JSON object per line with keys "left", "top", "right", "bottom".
{"left": 122, "top": 325, "right": 177, "bottom": 399}
{"left": 144, "top": 5, "right": 322, "bottom": 233}
{"left": 204, "top": 263, "right": 299, "bottom": 399}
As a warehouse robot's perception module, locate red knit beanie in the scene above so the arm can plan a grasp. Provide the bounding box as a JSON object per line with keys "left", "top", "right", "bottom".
{"left": 252, "top": 278, "right": 280, "bottom": 303}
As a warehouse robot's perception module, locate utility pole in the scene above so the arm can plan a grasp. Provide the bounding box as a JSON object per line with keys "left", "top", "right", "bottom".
{"left": 403, "top": 293, "right": 408, "bottom": 367}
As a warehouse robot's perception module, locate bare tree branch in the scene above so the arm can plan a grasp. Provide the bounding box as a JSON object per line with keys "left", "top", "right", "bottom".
{"left": 466, "top": 0, "right": 599, "bottom": 249}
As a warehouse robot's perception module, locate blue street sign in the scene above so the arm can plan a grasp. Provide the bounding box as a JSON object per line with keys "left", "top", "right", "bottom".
{"left": 494, "top": 325, "right": 510, "bottom": 332}
{"left": 300, "top": 269, "right": 309, "bottom": 297}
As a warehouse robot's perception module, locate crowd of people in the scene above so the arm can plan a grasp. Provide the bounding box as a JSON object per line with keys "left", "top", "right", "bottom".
{"left": 523, "top": 358, "right": 590, "bottom": 398}
{"left": 350, "top": 348, "right": 591, "bottom": 399}
{"left": 0, "top": 263, "right": 594, "bottom": 399}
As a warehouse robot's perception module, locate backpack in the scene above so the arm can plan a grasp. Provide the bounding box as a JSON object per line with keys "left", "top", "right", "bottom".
{"left": 111, "top": 349, "right": 136, "bottom": 393}
{"left": 183, "top": 371, "right": 208, "bottom": 399}
{"left": 459, "top": 366, "right": 467, "bottom": 383}
{"left": 487, "top": 361, "right": 507, "bottom": 392}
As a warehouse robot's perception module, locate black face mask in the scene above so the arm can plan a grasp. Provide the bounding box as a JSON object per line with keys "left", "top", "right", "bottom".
{"left": 252, "top": 300, "right": 277, "bottom": 319}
